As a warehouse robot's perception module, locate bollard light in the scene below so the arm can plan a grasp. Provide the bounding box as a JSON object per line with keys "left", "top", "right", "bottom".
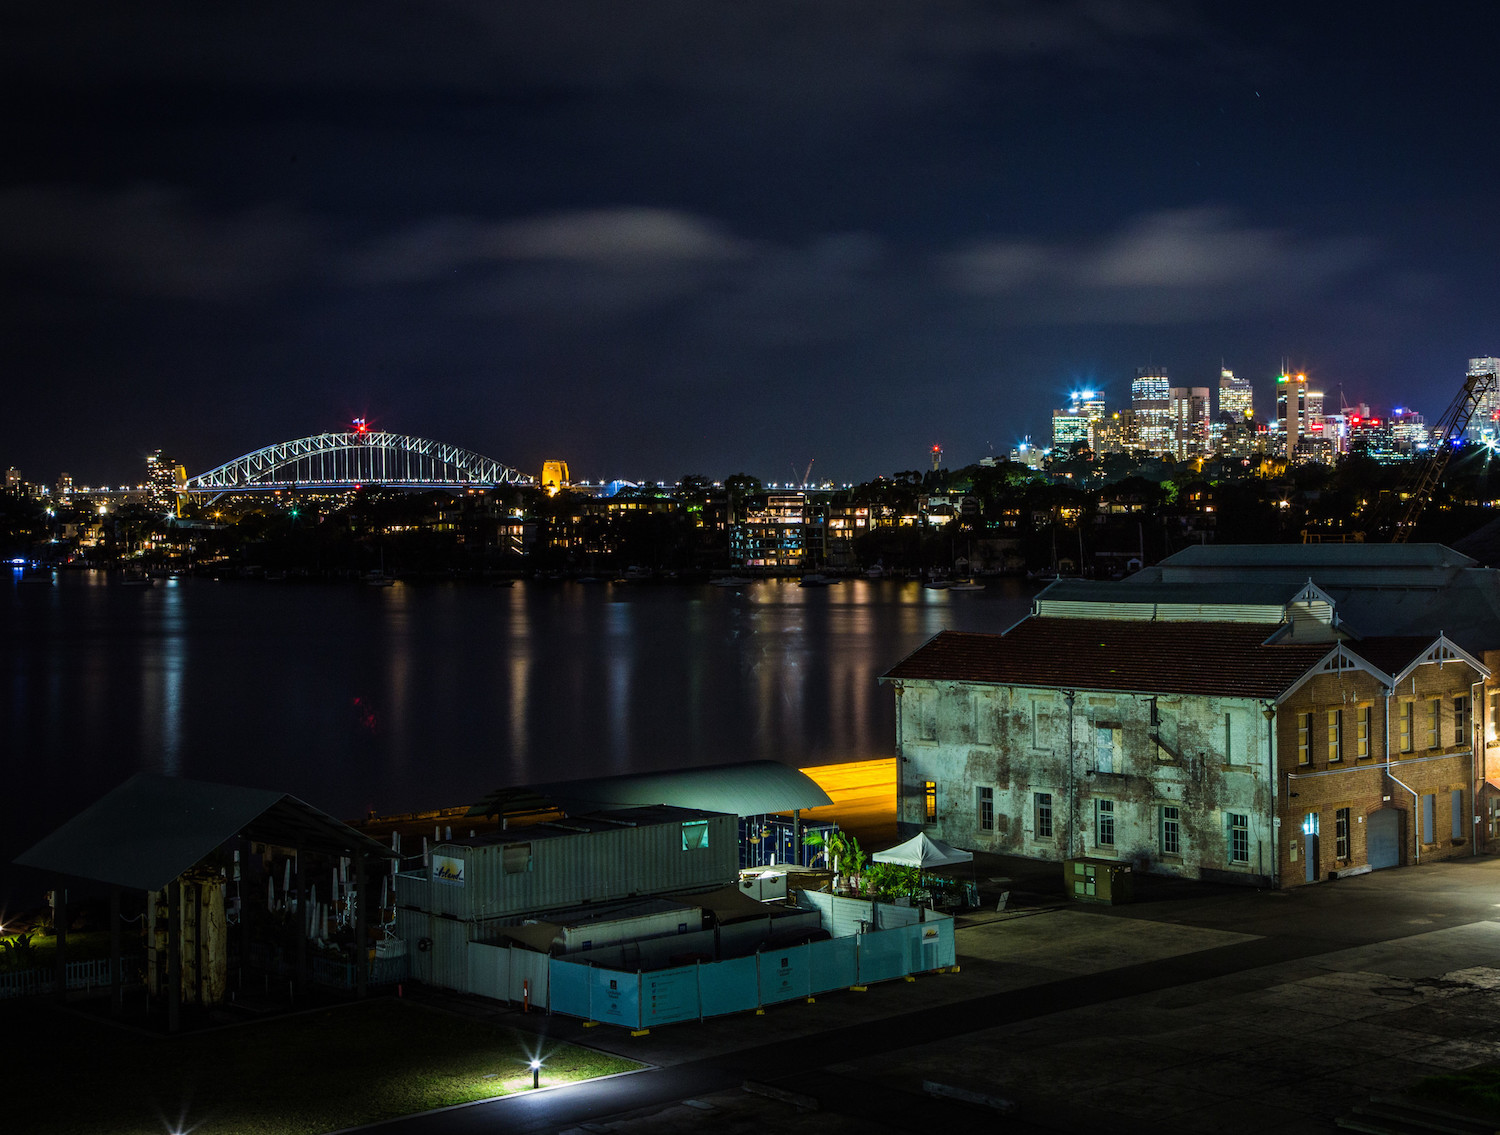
{"left": 530, "top": 1058, "right": 542, "bottom": 1090}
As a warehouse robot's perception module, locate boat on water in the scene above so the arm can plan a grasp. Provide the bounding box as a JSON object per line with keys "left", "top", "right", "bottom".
{"left": 797, "top": 573, "right": 837, "bottom": 587}
{"left": 119, "top": 569, "right": 154, "bottom": 587}
{"left": 363, "top": 571, "right": 395, "bottom": 587}
{"left": 947, "top": 580, "right": 985, "bottom": 592}
{"left": 710, "top": 575, "right": 754, "bottom": 587}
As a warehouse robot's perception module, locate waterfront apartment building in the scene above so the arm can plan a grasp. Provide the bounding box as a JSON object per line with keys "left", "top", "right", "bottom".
{"left": 731, "top": 491, "right": 808, "bottom": 569}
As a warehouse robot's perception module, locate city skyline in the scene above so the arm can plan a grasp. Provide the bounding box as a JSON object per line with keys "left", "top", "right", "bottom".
{"left": 3, "top": 3, "right": 1497, "bottom": 484}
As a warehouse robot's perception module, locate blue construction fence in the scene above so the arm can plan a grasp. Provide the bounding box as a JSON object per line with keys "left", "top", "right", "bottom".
{"left": 472, "top": 891, "right": 954, "bottom": 1029}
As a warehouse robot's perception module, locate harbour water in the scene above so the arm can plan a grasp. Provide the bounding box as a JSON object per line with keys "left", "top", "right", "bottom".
{"left": 1, "top": 573, "right": 1037, "bottom": 910}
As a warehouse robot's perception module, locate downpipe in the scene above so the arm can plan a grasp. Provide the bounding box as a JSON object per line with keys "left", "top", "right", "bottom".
{"left": 1383, "top": 685, "right": 1419, "bottom": 864}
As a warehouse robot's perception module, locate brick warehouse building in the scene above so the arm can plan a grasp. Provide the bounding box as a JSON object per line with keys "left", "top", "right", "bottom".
{"left": 882, "top": 566, "right": 1490, "bottom": 887}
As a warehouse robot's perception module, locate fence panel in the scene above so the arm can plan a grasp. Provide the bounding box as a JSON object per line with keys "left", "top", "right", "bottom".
{"left": 590, "top": 968, "right": 640, "bottom": 1028}
{"left": 640, "top": 965, "right": 700, "bottom": 1027}
{"left": 468, "top": 942, "right": 510, "bottom": 1002}
{"left": 509, "top": 949, "right": 549, "bottom": 1009}
{"left": 699, "top": 954, "right": 759, "bottom": 1018}
{"left": 857, "top": 925, "right": 909, "bottom": 985}
{"left": 0, "top": 957, "right": 143, "bottom": 1001}
{"left": 808, "top": 936, "right": 857, "bottom": 994}
{"left": 758, "top": 944, "right": 810, "bottom": 1005}
{"left": 549, "top": 959, "right": 592, "bottom": 1019}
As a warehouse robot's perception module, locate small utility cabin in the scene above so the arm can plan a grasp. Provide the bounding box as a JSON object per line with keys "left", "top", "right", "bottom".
{"left": 397, "top": 806, "right": 761, "bottom": 989}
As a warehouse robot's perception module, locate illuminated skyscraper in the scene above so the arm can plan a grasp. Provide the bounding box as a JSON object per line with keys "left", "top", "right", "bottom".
{"left": 1168, "top": 386, "right": 1211, "bottom": 459}
{"left": 1275, "top": 371, "right": 1308, "bottom": 456}
{"left": 1466, "top": 357, "right": 1500, "bottom": 446}
{"left": 146, "top": 450, "right": 186, "bottom": 515}
{"left": 1131, "top": 367, "right": 1171, "bottom": 454}
{"left": 1052, "top": 407, "right": 1092, "bottom": 451}
{"left": 1218, "top": 367, "right": 1253, "bottom": 421}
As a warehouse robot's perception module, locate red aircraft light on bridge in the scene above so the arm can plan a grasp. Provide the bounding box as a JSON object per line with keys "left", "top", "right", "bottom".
{"left": 352, "top": 418, "right": 368, "bottom": 434}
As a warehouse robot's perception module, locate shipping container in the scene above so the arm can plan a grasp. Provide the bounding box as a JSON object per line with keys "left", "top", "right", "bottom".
{"left": 418, "top": 807, "right": 737, "bottom": 920}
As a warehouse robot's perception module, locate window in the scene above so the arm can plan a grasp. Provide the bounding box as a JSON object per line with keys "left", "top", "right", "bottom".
{"left": 1029, "top": 699, "right": 1045, "bottom": 749}
{"left": 923, "top": 781, "right": 937, "bottom": 824}
{"left": 502, "top": 842, "right": 532, "bottom": 874}
{"left": 1228, "top": 812, "right": 1249, "bottom": 864}
{"left": 1095, "top": 799, "right": 1115, "bottom": 847}
{"left": 1327, "top": 708, "right": 1343, "bottom": 762}
{"left": 681, "top": 821, "right": 710, "bottom": 851}
{"left": 1161, "top": 805, "right": 1181, "bottom": 857}
{"left": 1357, "top": 705, "right": 1371, "bottom": 759}
{"left": 1453, "top": 789, "right": 1464, "bottom": 842}
{"left": 1455, "top": 696, "right": 1470, "bottom": 749}
{"left": 1297, "top": 713, "right": 1313, "bottom": 765}
{"left": 1400, "top": 701, "right": 1414, "bottom": 753}
{"left": 1490, "top": 690, "right": 1499, "bottom": 743}
{"left": 1421, "top": 793, "right": 1436, "bottom": 844}
{"left": 977, "top": 786, "right": 994, "bottom": 832}
{"left": 1335, "top": 808, "right": 1350, "bottom": 859}
{"left": 911, "top": 690, "right": 937, "bottom": 742}
{"left": 1428, "top": 698, "right": 1441, "bottom": 750}
{"left": 1035, "top": 792, "right": 1054, "bottom": 840}
{"left": 1095, "top": 724, "right": 1120, "bottom": 773}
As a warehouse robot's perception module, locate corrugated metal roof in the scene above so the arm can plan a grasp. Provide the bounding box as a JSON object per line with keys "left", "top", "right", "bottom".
{"left": 1159, "top": 543, "right": 1476, "bottom": 570}
{"left": 13, "top": 774, "right": 394, "bottom": 892}
{"left": 466, "top": 760, "right": 832, "bottom": 819}
{"left": 881, "top": 619, "right": 1335, "bottom": 698}
{"left": 1039, "top": 579, "right": 1308, "bottom": 607}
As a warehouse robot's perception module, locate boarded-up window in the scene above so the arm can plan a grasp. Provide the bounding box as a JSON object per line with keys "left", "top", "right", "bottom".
{"left": 1095, "top": 724, "right": 1121, "bottom": 773}
{"left": 909, "top": 690, "right": 937, "bottom": 742}
{"left": 1224, "top": 709, "right": 1247, "bottom": 765}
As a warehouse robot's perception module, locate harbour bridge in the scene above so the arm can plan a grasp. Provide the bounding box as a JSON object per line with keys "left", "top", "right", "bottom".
{"left": 184, "top": 423, "right": 534, "bottom": 497}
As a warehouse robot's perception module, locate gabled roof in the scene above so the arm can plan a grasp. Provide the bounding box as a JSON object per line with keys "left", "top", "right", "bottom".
{"left": 13, "top": 774, "right": 395, "bottom": 892}
{"left": 466, "top": 760, "right": 832, "bottom": 820}
{"left": 881, "top": 619, "right": 1333, "bottom": 699}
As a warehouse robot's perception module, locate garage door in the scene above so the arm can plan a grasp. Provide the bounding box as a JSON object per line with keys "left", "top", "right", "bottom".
{"left": 1368, "top": 808, "right": 1402, "bottom": 870}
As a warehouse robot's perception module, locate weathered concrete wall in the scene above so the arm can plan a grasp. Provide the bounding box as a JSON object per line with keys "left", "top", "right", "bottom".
{"left": 1277, "top": 661, "right": 1482, "bottom": 884}
{"left": 895, "top": 681, "right": 1275, "bottom": 885}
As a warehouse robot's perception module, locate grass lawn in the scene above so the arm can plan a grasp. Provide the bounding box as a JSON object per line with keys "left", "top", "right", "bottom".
{"left": 2, "top": 996, "right": 641, "bottom": 1134}
{"left": 1409, "top": 1062, "right": 1500, "bottom": 1119}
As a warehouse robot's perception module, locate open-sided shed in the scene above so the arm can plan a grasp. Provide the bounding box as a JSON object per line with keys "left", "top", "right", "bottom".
{"left": 13, "top": 773, "right": 394, "bottom": 1031}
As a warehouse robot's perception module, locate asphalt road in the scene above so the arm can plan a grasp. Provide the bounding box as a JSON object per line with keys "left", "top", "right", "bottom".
{"left": 342, "top": 855, "right": 1500, "bottom": 1135}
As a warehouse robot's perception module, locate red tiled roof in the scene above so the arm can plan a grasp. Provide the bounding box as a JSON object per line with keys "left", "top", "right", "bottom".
{"left": 881, "top": 618, "right": 1336, "bottom": 698}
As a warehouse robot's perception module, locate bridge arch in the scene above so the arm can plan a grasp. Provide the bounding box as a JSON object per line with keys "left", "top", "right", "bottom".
{"left": 185, "top": 431, "right": 534, "bottom": 493}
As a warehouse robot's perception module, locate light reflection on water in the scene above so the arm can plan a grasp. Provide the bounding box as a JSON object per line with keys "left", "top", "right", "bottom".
{"left": 1, "top": 573, "right": 1035, "bottom": 906}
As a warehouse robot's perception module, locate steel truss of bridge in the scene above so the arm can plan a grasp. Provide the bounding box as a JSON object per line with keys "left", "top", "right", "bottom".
{"left": 184, "top": 431, "right": 533, "bottom": 495}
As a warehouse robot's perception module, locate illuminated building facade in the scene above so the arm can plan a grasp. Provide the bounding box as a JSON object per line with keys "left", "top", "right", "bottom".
{"left": 731, "top": 492, "right": 807, "bottom": 569}
{"left": 1466, "top": 357, "right": 1500, "bottom": 446}
{"left": 1275, "top": 372, "right": 1308, "bottom": 458}
{"left": 1218, "top": 367, "right": 1253, "bottom": 421}
{"left": 1168, "top": 386, "right": 1210, "bottom": 459}
{"left": 1051, "top": 407, "right": 1092, "bottom": 452}
{"left": 1131, "top": 367, "right": 1171, "bottom": 454}
{"left": 146, "top": 450, "right": 186, "bottom": 515}
{"left": 541, "top": 460, "right": 570, "bottom": 495}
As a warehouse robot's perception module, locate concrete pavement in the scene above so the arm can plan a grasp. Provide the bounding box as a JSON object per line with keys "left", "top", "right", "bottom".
{"left": 347, "top": 855, "right": 1500, "bottom": 1134}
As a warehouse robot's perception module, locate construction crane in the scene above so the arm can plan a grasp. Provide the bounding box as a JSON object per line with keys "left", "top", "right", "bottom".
{"left": 789, "top": 459, "right": 815, "bottom": 488}
{"left": 1368, "top": 361, "right": 1498, "bottom": 542}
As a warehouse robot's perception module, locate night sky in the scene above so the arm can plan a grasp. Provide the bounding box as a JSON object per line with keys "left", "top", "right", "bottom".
{"left": 5, "top": 2, "right": 1497, "bottom": 487}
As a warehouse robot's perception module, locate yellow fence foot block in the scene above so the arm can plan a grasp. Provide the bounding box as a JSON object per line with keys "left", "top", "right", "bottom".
{"left": 849, "top": 985, "right": 867, "bottom": 992}
{"left": 755, "top": 1008, "right": 766, "bottom": 1015}
{"left": 806, "top": 996, "right": 816, "bottom": 1003}
{"left": 630, "top": 1028, "right": 651, "bottom": 1037}
{"left": 583, "top": 1021, "right": 600, "bottom": 1028}
{"left": 904, "top": 976, "right": 917, "bottom": 983}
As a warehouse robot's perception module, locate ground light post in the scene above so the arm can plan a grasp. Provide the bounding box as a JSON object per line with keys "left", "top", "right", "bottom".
{"left": 530, "top": 1058, "right": 542, "bottom": 1090}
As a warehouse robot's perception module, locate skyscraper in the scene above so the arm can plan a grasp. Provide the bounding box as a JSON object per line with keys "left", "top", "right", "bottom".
{"left": 1218, "top": 367, "right": 1253, "bottom": 421}
{"left": 1275, "top": 372, "right": 1308, "bottom": 457}
{"left": 1168, "top": 386, "right": 1211, "bottom": 459}
{"left": 1466, "top": 357, "right": 1500, "bottom": 446}
{"left": 1131, "top": 367, "right": 1171, "bottom": 454}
